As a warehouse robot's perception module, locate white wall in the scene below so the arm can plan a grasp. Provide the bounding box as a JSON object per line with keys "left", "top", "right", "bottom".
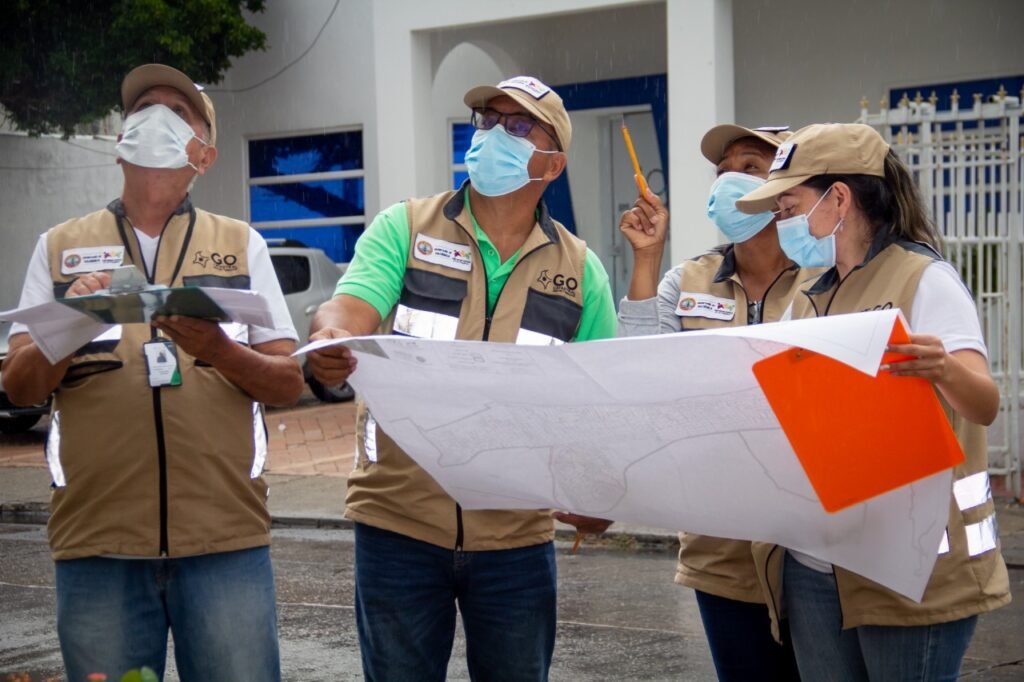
{"left": 733, "top": 0, "right": 1024, "bottom": 129}
{"left": 0, "top": 135, "right": 121, "bottom": 310}
{"left": 191, "top": 0, "right": 378, "bottom": 221}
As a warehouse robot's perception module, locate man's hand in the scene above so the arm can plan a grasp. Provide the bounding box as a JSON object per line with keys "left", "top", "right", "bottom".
{"left": 152, "top": 315, "right": 229, "bottom": 365}
{"left": 65, "top": 271, "right": 113, "bottom": 297}
{"left": 552, "top": 511, "right": 613, "bottom": 536}
{"left": 306, "top": 327, "right": 357, "bottom": 388}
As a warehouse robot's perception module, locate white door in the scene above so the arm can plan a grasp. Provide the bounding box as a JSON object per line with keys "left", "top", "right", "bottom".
{"left": 566, "top": 107, "right": 669, "bottom": 305}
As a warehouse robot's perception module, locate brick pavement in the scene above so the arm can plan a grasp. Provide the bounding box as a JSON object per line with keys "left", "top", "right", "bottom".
{"left": 0, "top": 398, "right": 358, "bottom": 478}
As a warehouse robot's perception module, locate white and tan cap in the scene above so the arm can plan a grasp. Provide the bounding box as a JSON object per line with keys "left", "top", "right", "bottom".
{"left": 700, "top": 125, "right": 792, "bottom": 164}
{"left": 737, "top": 123, "right": 889, "bottom": 214}
{"left": 463, "top": 76, "right": 571, "bottom": 152}
{"left": 121, "top": 64, "right": 217, "bottom": 145}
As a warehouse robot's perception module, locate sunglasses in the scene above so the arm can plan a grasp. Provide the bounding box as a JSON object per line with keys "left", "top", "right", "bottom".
{"left": 470, "top": 107, "right": 561, "bottom": 151}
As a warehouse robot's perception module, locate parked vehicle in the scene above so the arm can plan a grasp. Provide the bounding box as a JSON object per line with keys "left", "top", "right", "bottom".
{"left": 0, "top": 321, "right": 52, "bottom": 434}
{"left": 267, "top": 239, "right": 354, "bottom": 403}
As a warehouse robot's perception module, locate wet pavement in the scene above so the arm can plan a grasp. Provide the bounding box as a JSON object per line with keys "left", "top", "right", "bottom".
{"left": 2, "top": 391, "right": 1024, "bottom": 680}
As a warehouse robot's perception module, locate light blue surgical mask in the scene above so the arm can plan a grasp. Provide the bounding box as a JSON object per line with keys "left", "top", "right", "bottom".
{"left": 464, "top": 125, "right": 557, "bottom": 197}
{"left": 707, "top": 172, "right": 777, "bottom": 243}
{"left": 776, "top": 186, "right": 844, "bottom": 268}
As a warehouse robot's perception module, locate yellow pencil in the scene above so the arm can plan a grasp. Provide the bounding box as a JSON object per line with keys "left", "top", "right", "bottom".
{"left": 621, "top": 121, "right": 649, "bottom": 196}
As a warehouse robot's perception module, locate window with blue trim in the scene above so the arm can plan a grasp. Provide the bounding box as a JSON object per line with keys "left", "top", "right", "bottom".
{"left": 451, "top": 122, "right": 473, "bottom": 189}
{"left": 247, "top": 129, "right": 365, "bottom": 263}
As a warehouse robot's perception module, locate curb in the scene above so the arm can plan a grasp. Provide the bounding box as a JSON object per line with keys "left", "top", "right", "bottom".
{"left": 5, "top": 502, "right": 1022, "bottom": 565}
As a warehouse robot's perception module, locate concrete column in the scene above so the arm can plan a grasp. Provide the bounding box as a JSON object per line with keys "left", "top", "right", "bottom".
{"left": 666, "top": 0, "right": 734, "bottom": 263}
{"left": 370, "top": 8, "right": 434, "bottom": 212}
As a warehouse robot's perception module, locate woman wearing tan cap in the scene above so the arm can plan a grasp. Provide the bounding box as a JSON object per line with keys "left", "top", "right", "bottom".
{"left": 618, "top": 125, "right": 809, "bottom": 681}
{"left": 736, "top": 122, "right": 1010, "bottom": 680}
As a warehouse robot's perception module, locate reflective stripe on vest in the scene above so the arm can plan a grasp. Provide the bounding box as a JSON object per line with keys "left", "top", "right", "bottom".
{"left": 937, "top": 471, "right": 996, "bottom": 556}
{"left": 46, "top": 410, "right": 65, "bottom": 487}
{"left": 250, "top": 403, "right": 268, "bottom": 479}
{"left": 393, "top": 304, "right": 460, "bottom": 340}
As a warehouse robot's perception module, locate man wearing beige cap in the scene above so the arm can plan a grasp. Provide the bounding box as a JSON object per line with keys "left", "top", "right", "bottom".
{"left": 3, "top": 64, "right": 302, "bottom": 681}
{"left": 307, "top": 76, "right": 617, "bottom": 680}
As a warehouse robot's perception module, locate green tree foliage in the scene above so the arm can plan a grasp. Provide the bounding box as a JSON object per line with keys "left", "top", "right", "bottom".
{"left": 0, "top": 0, "right": 267, "bottom": 137}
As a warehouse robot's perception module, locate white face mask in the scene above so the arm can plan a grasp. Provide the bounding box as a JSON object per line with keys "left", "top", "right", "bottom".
{"left": 116, "top": 104, "right": 206, "bottom": 171}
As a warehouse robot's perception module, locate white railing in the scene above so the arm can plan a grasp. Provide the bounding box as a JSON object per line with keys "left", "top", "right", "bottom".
{"left": 859, "top": 88, "right": 1023, "bottom": 498}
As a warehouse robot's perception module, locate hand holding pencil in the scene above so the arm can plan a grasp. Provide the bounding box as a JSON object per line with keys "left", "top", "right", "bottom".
{"left": 621, "top": 120, "right": 649, "bottom": 196}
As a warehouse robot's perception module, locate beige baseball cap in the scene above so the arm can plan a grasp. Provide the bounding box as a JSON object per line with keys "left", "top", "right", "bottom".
{"left": 736, "top": 123, "right": 888, "bottom": 213}
{"left": 463, "top": 76, "right": 571, "bottom": 152}
{"left": 121, "top": 64, "right": 217, "bottom": 145}
{"left": 700, "top": 125, "right": 791, "bottom": 164}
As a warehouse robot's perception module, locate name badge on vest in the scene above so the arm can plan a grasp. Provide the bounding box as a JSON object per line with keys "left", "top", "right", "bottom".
{"left": 413, "top": 234, "right": 472, "bottom": 272}
{"left": 143, "top": 339, "right": 182, "bottom": 387}
{"left": 61, "top": 246, "right": 126, "bottom": 275}
{"left": 676, "top": 292, "right": 736, "bottom": 321}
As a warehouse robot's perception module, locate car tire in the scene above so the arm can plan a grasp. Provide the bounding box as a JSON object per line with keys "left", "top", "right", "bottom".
{"left": 308, "top": 377, "right": 355, "bottom": 403}
{"left": 0, "top": 414, "right": 42, "bottom": 435}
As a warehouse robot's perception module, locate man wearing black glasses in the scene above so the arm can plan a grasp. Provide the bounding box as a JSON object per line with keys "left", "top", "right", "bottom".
{"left": 307, "top": 76, "right": 618, "bottom": 681}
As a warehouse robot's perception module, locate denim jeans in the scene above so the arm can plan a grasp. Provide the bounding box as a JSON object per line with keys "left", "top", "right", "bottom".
{"left": 782, "top": 551, "right": 977, "bottom": 682}
{"left": 694, "top": 589, "right": 800, "bottom": 681}
{"left": 353, "top": 522, "right": 557, "bottom": 682}
{"left": 55, "top": 546, "right": 281, "bottom": 682}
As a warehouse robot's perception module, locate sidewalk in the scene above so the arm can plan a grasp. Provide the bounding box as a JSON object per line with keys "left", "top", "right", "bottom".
{"left": 1, "top": 397, "right": 1023, "bottom": 565}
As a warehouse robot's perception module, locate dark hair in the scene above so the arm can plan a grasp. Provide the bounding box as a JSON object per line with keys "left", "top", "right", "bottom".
{"left": 802, "top": 150, "right": 939, "bottom": 248}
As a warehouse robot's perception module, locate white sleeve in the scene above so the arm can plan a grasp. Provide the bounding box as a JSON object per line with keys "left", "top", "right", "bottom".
{"left": 909, "top": 261, "right": 987, "bottom": 357}
{"left": 246, "top": 228, "right": 298, "bottom": 344}
{"left": 9, "top": 234, "right": 56, "bottom": 337}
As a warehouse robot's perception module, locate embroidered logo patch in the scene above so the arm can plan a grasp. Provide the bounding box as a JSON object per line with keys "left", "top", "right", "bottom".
{"left": 676, "top": 292, "right": 736, "bottom": 321}
{"left": 413, "top": 234, "right": 472, "bottom": 272}
{"left": 60, "top": 246, "right": 125, "bottom": 275}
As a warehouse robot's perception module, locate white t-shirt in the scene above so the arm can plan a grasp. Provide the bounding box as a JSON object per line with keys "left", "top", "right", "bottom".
{"left": 11, "top": 225, "right": 297, "bottom": 345}
{"left": 790, "top": 260, "right": 987, "bottom": 573}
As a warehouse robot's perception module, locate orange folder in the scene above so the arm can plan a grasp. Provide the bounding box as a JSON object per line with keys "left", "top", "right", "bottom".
{"left": 751, "top": 316, "right": 964, "bottom": 512}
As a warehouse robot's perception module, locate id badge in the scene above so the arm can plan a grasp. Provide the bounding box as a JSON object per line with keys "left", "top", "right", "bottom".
{"left": 143, "top": 339, "right": 182, "bottom": 388}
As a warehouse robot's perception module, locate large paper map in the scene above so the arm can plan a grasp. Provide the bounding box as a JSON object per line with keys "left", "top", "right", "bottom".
{"left": 297, "top": 310, "right": 952, "bottom": 600}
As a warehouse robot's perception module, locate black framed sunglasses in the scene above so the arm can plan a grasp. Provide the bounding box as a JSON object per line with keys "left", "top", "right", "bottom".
{"left": 470, "top": 107, "right": 562, "bottom": 151}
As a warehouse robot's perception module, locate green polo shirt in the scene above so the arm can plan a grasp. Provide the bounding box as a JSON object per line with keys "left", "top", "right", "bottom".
{"left": 336, "top": 191, "right": 617, "bottom": 342}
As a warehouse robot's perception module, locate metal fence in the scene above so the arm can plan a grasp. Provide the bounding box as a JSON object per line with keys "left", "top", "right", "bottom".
{"left": 859, "top": 89, "right": 1023, "bottom": 498}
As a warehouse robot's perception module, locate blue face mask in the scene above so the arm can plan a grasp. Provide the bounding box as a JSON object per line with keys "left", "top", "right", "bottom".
{"left": 776, "top": 186, "right": 843, "bottom": 268}
{"left": 707, "top": 172, "right": 776, "bottom": 243}
{"left": 464, "top": 125, "right": 557, "bottom": 197}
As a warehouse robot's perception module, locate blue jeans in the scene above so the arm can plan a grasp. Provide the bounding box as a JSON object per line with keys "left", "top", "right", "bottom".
{"left": 354, "top": 522, "right": 556, "bottom": 682}
{"left": 55, "top": 546, "right": 280, "bottom": 682}
{"left": 782, "top": 552, "right": 977, "bottom": 681}
{"left": 694, "top": 590, "right": 800, "bottom": 681}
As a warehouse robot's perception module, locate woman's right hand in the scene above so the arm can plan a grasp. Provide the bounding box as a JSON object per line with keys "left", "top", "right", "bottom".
{"left": 619, "top": 186, "right": 669, "bottom": 256}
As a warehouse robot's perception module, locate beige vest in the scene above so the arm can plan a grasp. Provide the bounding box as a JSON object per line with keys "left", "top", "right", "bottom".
{"left": 753, "top": 236, "right": 1011, "bottom": 632}
{"left": 673, "top": 248, "right": 816, "bottom": 602}
{"left": 45, "top": 198, "right": 272, "bottom": 560}
{"left": 345, "top": 189, "right": 587, "bottom": 550}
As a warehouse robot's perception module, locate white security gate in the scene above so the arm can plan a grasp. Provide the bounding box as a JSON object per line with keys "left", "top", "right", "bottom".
{"left": 859, "top": 91, "right": 1023, "bottom": 498}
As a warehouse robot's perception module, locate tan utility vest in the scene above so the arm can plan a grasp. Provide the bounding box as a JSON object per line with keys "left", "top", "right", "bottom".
{"left": 673, "top": 247, "right": 814, "bottom": 603}
{"left": 45, "top": 198, "right": 272, "bottom": 560}
{"left": 345, "top": 188, "right": 587, "bottom": 550}
{"left": 753, "top": 235, "right": 1011, "bottom": 632}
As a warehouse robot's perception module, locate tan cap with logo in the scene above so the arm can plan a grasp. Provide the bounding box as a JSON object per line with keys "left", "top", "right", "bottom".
{"left": 463, "top": 76, "right": 571, "bottom": 152}
{"left": 700, "top": 125, "right": 792, "bottom": 165}
{"left": 121, "top": 64, "right": 217, "bottom": 145}
{"left": 736, "top": 123, "right": 888, "bottom": 213}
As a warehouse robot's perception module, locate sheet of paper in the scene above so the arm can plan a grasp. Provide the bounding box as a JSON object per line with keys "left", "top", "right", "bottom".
{"left": 1, "top": 287, "right": 273, "bottom": 363}
{"left": 294, "top": 310, "right": 952, "bottom": 600}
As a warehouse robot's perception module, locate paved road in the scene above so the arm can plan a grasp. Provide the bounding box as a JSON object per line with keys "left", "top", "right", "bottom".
{"left": 3, "top": 524, "right": 1024, "bottom": 681}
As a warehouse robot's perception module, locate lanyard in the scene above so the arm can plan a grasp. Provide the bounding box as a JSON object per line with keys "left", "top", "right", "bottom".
{"left": 114, "top": 205, "right": 197, "bottom": 286}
